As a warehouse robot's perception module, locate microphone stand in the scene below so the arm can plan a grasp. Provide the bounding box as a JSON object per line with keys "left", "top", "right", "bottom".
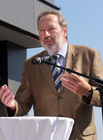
{"left": 45, "top": 61, "right": 103, "bottom": 121}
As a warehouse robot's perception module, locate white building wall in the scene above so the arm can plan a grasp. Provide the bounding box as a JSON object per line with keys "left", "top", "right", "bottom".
{"left": 0, "top": 0, "right": 35, "bottom": 33}
{"left": 0, "top": 0, "right": 55, "bottom": 35}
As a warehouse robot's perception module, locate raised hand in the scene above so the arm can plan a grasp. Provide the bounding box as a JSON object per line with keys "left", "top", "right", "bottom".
{"left": 0, "top": 85, "right": 16, "bottom": 110}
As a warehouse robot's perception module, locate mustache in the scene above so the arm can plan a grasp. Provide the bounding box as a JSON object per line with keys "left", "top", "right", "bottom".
{"left": 44, "top": 37, "right": 54, "bottom": 42}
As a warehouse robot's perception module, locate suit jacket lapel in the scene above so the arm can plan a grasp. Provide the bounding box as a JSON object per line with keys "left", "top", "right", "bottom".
{"left": 60, "top": 44, "right": 78, "bottom": 93}
{"left": 65, "top": 44, "right": 78, "bottom": 70}
{"left": 39, "top": 61, "right": 57, "bottom": 94}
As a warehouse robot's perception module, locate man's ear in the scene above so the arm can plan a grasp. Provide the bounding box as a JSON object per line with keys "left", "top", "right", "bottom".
{"left": 63, "top": 26, "right": 67, "bottom": 39}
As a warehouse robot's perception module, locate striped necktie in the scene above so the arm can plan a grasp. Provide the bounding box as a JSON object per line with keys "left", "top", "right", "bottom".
{"left": 51, "top": 55, "right": 63, "bottom": 92}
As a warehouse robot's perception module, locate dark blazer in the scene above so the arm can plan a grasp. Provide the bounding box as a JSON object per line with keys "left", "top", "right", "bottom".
{"left": 13, "top": 44, "right": 103, "bottom": 140}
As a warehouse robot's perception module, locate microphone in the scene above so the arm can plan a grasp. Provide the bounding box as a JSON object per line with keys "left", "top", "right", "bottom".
{"left": 32, "top": 55, "right": 51, "bottom": 64}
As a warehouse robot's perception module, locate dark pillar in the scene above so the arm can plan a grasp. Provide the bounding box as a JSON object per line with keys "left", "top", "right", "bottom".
{"left": 0, "top": 41, "right": 8, "bottom": 116}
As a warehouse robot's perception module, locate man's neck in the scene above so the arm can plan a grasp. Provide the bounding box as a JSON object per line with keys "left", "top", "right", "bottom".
{"left": 48, "top": 42, "right": 67, "bottom": 57}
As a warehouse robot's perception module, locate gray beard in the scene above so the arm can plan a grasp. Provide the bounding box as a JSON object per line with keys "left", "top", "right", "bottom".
{"left": 43, "top": 44, "right": 60, "bottom": 54}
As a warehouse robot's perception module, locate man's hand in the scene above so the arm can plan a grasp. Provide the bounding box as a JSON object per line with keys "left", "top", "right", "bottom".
{"left": 61, "top": 68, "right": 91, "bottom": 96}
{"left": 0, "top": 85, "right": 16, "bottom": 110}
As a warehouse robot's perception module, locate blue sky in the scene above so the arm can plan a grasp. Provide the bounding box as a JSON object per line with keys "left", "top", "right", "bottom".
{"left": 27, "top": 0, "right": 103, "bottom": 139}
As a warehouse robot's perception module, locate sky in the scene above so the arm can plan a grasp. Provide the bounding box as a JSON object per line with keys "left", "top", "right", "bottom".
{"left": 27, "top": 0, "right": 103, "bottom": 139}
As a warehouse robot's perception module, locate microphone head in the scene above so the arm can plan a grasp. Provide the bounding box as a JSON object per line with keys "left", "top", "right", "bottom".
{"left": 32, "top": 55, "right": 51, "bottom": 64}
{"left": 32, "top": 57, "right": 42, "bottom": 64}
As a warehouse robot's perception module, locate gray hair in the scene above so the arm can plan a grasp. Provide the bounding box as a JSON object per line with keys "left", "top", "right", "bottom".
{"left": 37, "top": 10, "right": 67, "bottom": 29}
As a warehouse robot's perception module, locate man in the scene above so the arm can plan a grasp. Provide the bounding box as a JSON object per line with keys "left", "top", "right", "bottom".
{"left": 0, "top": 10, "right": 103, "bottom": 140}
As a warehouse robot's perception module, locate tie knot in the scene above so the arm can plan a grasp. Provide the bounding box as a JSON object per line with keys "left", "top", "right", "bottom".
{"left": 52, "top": 54, "right": 60, "bottom": 60}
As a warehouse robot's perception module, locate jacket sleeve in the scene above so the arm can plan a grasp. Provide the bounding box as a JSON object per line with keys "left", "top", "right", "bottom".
{"left": 14, "top": 61, "right": 33, "bottom": 116}
{"left": 82, "top": 49, "right": 103, "bottom": 106}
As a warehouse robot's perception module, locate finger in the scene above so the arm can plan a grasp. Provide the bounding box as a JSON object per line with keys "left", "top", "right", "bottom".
{"left": 61, "top": 73, "right": 78, "bottom": 85}
{"left": 61, "top": 75, "right": 77, "bottom": 88}
{"left": 73, "top": 67, "right": 77, "bottom": 71}
{"left": 62, "top": 80, "right": 76, "bottom": 93}
{"left": 6, "top": 95, "right": 14, "bottom": 106}
{"left": 64, "top": 71, "right": 80, "bottom": 81}
{"left": 0, "top": 84, "right": 8, "bottom": 97}
{"left": 1, "top": 88, "right": 12, "bottom": 102}
{"left": 1, "top": 92, "right": 14, "bottom": 107}
{"left": 3, "top": 91, "right": 14, "bottom": 104}
{"left": 1, "top": 84, "right": 8, "bottom": 91}
{"left": 61, "top": 73, "right": 72, "bottom": 80}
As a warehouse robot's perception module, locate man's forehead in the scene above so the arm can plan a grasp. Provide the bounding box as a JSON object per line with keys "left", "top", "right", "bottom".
{"left": 38, "top": 14, "right": 59, "bottom": 28}
{"left": 39, "top": 14, "right": 58, "bottom": 22}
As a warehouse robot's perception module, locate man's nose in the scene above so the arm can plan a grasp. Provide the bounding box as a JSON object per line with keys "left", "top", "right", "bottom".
{"left": 44, "top": 30, "right": 50, "bottom": 37}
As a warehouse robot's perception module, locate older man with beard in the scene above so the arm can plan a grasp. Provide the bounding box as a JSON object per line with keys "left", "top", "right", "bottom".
{"left": 0, "top": 10, "right": 103, "bottom": 140}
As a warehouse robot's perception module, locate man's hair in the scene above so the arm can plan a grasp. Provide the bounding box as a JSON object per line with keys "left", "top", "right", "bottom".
{"left": 37, "top": 10, "right": 67, "bottom": 29}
